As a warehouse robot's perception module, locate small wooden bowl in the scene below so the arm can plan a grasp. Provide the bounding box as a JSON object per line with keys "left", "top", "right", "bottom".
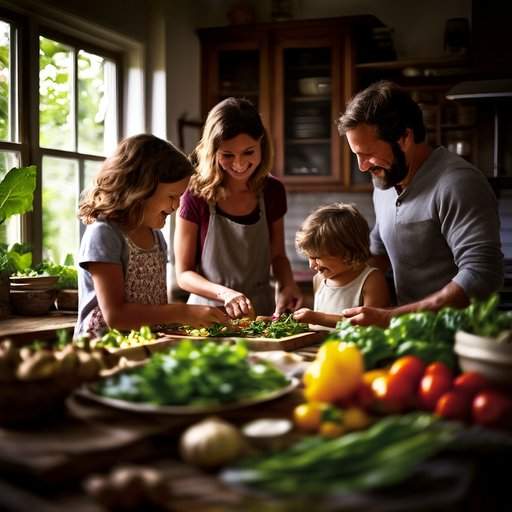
{"left": 10, "top": 288, "right": 58, "bottom": 316}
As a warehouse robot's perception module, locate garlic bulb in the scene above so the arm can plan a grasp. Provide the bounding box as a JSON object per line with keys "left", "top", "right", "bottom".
{"left": 180, "top": 417, "right": 245, "bottom": 469}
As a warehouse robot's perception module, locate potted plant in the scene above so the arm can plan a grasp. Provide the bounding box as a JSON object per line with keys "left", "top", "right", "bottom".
{"left": 39, "top": 256, "right": 78, "bottom": 311}
{"left": 0, "top": 165, "right": 37, "bottom": 318}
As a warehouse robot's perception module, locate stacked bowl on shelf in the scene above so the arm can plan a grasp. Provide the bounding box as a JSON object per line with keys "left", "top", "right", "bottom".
{"left": 9, "top": 275, "right": 58, "bottom": 316}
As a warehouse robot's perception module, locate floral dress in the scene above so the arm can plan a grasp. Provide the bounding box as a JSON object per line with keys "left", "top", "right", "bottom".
{"left": 85, "top": 233, "right": 167, "bottom": 336}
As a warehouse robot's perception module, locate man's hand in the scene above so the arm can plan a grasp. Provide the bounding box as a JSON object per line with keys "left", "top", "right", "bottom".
{"left": 342, "top": 306, "right": 393, "bottom": 328}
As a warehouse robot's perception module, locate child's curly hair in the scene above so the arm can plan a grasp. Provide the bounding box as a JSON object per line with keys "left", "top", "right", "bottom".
{"left": 295, "top": 202, "right": 370, "bottom": 266}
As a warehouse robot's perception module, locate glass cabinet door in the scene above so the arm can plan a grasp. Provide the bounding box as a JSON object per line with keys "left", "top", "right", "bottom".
{"left": 272, "top": 29, "right": 350, "bottom": 190}
{"left": 217, "top": 49, "right": 260, "bottom": 108}
{"left": 283, "top": 47, "right": 332, "bottom": 177}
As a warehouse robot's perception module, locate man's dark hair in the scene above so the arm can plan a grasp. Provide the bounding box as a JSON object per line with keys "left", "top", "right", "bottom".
{"left": 337, "top": 81, "right": 426, "bottom": 143}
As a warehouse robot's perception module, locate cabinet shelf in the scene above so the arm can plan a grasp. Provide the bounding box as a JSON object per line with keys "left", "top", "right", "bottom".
{"left": 218, "top": 89, "right": 259, "bottom": 96}
{"left": 286, "top": 138, "right": 330, "bottom": 145}
{"left": 287, "top": 96, "right": 331, "bottom": 103}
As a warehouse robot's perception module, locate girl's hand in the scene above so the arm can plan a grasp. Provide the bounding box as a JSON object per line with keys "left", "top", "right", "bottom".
{"left": 293, "top": 307, "right": 316, "bottom": 324}
{"left": 187, "top": 305, "right": 229, "bottom": 327}
{"left": 274, "top": 284, "right": 303, "bottom": 316}
{"left": 219, "top": 290, "right": 255, "bottom": 319}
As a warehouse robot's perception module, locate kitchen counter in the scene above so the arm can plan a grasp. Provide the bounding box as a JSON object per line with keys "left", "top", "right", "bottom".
{"left": 0, "top": 311, "right": 77, "bottom": 344}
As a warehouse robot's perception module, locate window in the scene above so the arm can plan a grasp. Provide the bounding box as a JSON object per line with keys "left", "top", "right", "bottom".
{"left": 0, "top": 18, "right": 21, "bottom": 246}
{"left": 39, "top": 35, "right": 119, "bottom": 263}
{"left": 0, "top": 6, "right": 126, "bottom": 266}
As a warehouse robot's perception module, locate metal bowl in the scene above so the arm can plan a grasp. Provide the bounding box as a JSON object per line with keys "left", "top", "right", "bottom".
{"left": 454, "top": 330, "right": 512, "bottom": 386}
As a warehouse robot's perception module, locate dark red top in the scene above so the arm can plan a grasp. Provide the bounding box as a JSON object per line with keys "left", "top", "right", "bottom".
{"left": 178, "top": 175, "right": 287, "bottom": 260}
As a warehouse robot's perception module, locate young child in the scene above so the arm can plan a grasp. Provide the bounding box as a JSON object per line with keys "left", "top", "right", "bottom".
{"left": 74, "top": 134, "right": 228, "bottom": 337}
{"left": 293, "top": 202, "right": 390, "bottom": 328}
{"left": 174, "top": 97, "right": 302, "bottom": 318}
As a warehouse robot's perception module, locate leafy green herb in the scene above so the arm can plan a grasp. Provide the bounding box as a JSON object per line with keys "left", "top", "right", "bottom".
{"left": 222, "top": 413, "right": 459, "bottom": 495}
{"left": 465, "top": 294, "right": 512, "bottom": 338}
{"left": 95, "top": 340, "right": 289, "bottom": 406}
{"left": 0, "top": 166, "right": 37, "bottom": 225}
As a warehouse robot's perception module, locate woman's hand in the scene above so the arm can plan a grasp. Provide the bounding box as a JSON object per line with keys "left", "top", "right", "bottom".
{"left": 292, "top": 307, "right": 316, "bottom": 324}
{"left": 274, "top": 284, "right": 303, "bottom": 316}
{"left": 219, "top": 290, "right": 255, "bottom": 319}
{"left": 186, "top": 305, "right": 229, "bottom": 327}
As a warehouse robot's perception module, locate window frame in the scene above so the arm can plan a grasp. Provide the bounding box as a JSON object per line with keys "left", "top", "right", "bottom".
{"left": 0, "top": 6, "right": 124, "bottom": 263}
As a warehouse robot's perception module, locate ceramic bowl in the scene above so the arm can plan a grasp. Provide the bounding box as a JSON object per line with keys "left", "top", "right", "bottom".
{"left": 55, "top": 289, "right": 78, "bottom": 311}
{"left": 454, "top": 330, "right": 512, "bottom": 386}
{"left": 298, "top": 77, "right": 331, "bottom": 96}
{"left": 9, "top": 275, "right": 58, "bottom": 290}
{"left": 10, "top": 288, "right": 58, "bottom": 316}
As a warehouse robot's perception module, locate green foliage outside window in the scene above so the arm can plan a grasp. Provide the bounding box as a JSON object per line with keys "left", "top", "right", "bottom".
{"left": 0, "top": 20, "right": 10, "bottom": 142}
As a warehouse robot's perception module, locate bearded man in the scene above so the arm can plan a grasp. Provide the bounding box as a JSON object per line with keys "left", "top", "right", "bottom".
{"left": 337, "top": 80, "right": 503, "bottom": 327}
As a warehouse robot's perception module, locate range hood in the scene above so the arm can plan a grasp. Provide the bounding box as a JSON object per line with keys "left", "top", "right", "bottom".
{"left": 446, "top": 79, "right": 512, "bottom": 100}
{"left": 446, "top": 79, "right": 512, "bottom": 184}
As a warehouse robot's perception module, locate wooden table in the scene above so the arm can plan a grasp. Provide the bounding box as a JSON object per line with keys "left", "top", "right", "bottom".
{"left": 0, "top": 342, "right": 510, "bottom": 511}
{"left": 0, "top": 312, "right": 77, "bottom": 344}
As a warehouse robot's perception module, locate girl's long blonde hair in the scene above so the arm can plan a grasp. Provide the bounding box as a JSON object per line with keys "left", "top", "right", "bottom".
{"left": 188, "top": 97, "right": 273, "bottom": 202}
{"left": 79, "top": 134, "right": 193, "bottom": 229}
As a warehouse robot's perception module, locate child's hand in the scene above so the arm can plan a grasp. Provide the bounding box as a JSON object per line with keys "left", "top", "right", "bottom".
{"left": 293, "top": 307, "right": 315, "bottom": 324}
{"left": 219, "top": 290, "right": 255, "bottom": 319}
{"left": 187, "top": 305, "right": 229, "bottom": 327}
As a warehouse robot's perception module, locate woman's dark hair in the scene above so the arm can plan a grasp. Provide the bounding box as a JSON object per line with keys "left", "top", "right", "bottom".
{"left": 337, "top": 81, "right": 426, "bottom": 143}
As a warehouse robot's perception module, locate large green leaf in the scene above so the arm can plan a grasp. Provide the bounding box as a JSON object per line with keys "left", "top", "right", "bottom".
{"left": 0, "top": 166, "right": 37, "bottom": 224}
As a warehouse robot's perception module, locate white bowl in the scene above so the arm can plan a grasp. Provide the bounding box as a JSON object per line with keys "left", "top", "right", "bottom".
{"left": 454, "top": 330, "right": 512, "bottom": 386}
{"left": 298, "top": 77, "right": 331, "bottom": 96}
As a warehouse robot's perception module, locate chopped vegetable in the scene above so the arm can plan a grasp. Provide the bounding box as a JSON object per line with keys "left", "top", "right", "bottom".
{"left": 181, "top": 314, "right": 309, "bottom": 339}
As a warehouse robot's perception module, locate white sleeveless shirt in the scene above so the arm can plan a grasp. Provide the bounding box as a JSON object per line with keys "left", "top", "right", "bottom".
{"left": 314, "top": 265, "right": 377, "bottom": 313}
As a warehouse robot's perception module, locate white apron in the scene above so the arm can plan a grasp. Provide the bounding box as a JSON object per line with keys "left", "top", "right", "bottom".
{"left": 187, "top": 196, "right": 275, "bottom": 315}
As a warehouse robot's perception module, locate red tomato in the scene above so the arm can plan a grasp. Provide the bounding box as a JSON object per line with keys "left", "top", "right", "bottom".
{"left": 371, "top": 375, "right": 407, "bottom": 413}
{"left": 472, "top": 390, "right": 512, "bottom": 428}
{"left": 354, "top": 381, "right": 375, "bottom": 410}
{"left": 389, "top": 355, "right": 425, "bottom": 392}
{"left": 435, "top": 390, "right": 472, "bottom": 421}
{"left": 418, "top": 373, "right": 453, "bottom": 411}
{"left": 425, "top": 362, "right": 453, "bottom": 381}
{"left": 453, "top": 372, "right": 490, "bottom": 398}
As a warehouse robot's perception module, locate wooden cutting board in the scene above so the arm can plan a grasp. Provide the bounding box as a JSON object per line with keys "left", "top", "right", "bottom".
{"left": 154, "top": 330, "right": 327, "bottom": 352}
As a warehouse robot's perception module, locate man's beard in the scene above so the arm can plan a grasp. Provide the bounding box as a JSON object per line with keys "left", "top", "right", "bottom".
{"left": 370, "top": 142, "right": 408, "bottom": 190}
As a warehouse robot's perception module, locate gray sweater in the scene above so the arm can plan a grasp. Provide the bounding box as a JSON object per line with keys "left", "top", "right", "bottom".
{"left": 370, "top": 146, "right": 503, "bottom": 305}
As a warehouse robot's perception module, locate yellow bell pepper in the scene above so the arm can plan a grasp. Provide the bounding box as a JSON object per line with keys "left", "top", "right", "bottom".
{"left": 303, "top": 341, "right": 363, "bottom": 403}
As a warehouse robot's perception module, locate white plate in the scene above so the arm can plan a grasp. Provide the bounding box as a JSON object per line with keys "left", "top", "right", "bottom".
{"left": 76, "top": 377, "right": 299, "bottom": 415}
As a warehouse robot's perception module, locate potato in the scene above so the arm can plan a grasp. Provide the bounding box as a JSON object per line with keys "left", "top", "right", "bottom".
{"left": 76, "top": 351, "right": 101, "bottom": 380}
{"left": 56, "top": 345, "right": 79, "bottom": 375}
{"left": 16, "top": 352, "right": 58, "bottom": 380}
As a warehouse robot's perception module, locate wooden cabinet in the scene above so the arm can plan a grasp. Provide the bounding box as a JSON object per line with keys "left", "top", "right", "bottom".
{"left": 356, "top": 58, "right": 479, "bottom": 167}
{"left": 197, "top": 16, "right": 381, "bottom": 192}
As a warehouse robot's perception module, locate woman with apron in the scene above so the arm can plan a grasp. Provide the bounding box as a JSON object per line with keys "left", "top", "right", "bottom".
{"left": 174, "top": 97, "right": 302, "bottom": 318}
